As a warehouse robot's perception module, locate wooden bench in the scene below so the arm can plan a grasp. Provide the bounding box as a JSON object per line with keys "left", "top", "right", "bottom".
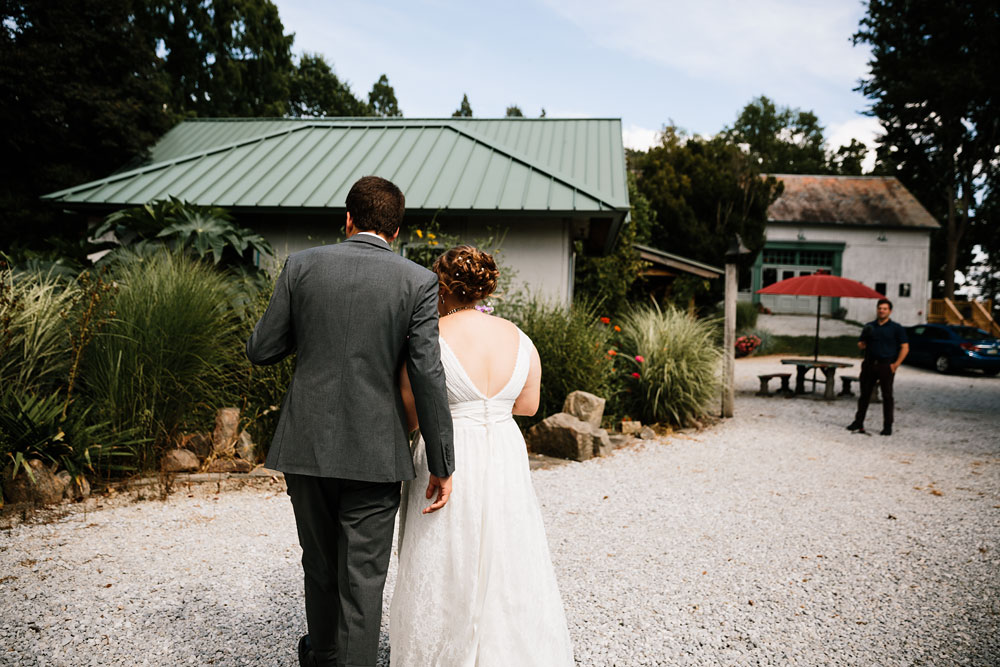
{"left": 757, "top": 373, "right": 792, "bottom": 397}
{"left": 839, "top": 375, "right": 881, "bottom": 402}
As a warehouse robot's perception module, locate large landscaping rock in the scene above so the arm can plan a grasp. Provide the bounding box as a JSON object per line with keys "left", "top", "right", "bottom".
{"left": 3, "top": 459, "right": 66, "bottom": 505}
{"left": 212, "top": 408, "right": 241, "bottom": 456}
{"left": 162, "top": 448, "right": 200, "bottom": 473}
{"left": 180, "top": 432, "right": 213, "bottom": 459}
{"left": 563, "top": 391, "right": 606, "bottom": 428}
{"left": 235, "top": 431, "right": 255, "bottom": 461}
{"left": 620, "top": 420, "right": 642, "bottom": 435}
{"left": 56, "top": 471, "right": 91, "bottom": 501}
{"left": 525, "top": 412, "right": 611, "bottom": 461}
{"left": 207, "top": 458, "right": 253, "bottom": 473}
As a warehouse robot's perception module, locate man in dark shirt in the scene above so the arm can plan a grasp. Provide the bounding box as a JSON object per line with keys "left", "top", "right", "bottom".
{"left": 847, "top": 298, "right": 909, "bottom": 435}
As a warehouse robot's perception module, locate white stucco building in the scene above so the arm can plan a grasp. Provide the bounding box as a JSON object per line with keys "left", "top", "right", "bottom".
{"left": 745, "top": 175, "right": 938, "bottom": 326}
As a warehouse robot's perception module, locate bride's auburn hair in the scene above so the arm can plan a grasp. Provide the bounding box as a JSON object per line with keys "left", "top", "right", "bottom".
{"left": 432, "top": 245, "right": 499, "bottom": 301}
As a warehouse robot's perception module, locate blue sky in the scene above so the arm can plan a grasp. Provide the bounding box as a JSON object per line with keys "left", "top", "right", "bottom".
{"left": 274, "top": 0, "right": 879, "bottom": 159}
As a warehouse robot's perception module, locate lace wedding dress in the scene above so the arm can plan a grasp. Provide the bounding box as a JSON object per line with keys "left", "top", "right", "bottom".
{"left": 389, "top": 328, "right": 574, "bottom": 666}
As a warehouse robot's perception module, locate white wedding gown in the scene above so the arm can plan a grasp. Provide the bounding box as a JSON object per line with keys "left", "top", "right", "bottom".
{"left": 389, "top": 328, "right": 574, "bottom": 666}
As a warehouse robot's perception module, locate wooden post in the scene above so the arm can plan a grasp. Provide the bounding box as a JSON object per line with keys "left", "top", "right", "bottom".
{"left": 722, "top": 261, "right": 737, "bottom": 418}
{"left": 722, "top": 235, "right": 749, "bottom": 419}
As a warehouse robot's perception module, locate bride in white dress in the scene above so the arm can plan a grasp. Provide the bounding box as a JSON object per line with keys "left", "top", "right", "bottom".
{"left": 390, "top": 245, "right": 574, "bottom": 666}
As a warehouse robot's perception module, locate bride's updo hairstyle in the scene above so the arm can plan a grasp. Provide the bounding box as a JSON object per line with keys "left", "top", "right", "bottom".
{"left": 433, "top": 245, "right": 499, "bottom": 301}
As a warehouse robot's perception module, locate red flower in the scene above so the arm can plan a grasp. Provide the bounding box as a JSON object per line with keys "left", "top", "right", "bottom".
{"left": 608, "top": 349, "right": 617, "bottom": 356}
{"left": 600, "top": 317, "right": 611, "bottom": 324}
{"left": 634, "top": 355, "right": 645, "bottom": 363}
{"left": 631, "top": 372, "right": 640, "bottom": 379}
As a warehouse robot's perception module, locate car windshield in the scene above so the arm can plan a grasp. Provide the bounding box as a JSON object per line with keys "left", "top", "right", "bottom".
{"left": 953, "top": 327, "right": 991, "bottom": 342}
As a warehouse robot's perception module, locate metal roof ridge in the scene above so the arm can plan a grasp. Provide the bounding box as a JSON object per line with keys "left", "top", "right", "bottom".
{"left": 43, "top": 124, "right": 329, "bottom": 199}
{"left": 179, "top": 116, "right": 625, "bottom": 122}
{"left": 45, "top": 121, "right": 629, "bottom": 212}
{"left": 445, "top": 119, "right": 627, "bottom": 211}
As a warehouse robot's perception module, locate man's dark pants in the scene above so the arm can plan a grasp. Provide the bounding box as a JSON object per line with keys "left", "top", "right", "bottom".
{"left": 854, "top": 359, "right": 896, "bottom": 428}
{"left": 285, "top": 474, "right": 401, "bottom": 667}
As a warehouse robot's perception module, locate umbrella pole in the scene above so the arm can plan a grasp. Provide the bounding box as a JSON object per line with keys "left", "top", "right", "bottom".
{"left": 814, "top": 296, "right": 822, "bottom": 362}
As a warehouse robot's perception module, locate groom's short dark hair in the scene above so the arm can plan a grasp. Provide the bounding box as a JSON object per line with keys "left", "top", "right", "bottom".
{"left": 346, "top": 176, "right": 405, "bottom": 236}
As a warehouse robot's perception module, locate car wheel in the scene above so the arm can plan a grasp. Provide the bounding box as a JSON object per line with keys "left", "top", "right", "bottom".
{"left": 935, "top": 355, "right": 951, "bottom": 374}
{"left": 984, "top": 369, "right": 999, "bottom": 377}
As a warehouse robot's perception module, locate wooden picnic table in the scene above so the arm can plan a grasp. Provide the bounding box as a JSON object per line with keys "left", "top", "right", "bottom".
{"left": 780, "top": 359, "right": 854, "bottom": 400}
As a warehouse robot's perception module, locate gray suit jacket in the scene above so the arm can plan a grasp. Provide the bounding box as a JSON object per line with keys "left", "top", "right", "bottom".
{"left": 246, "top": 234, "right": 454, "bottom": 481}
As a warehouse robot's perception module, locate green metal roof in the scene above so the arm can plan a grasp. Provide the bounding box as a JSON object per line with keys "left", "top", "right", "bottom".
{"left": 45, "top": 118, "right": 629, "bottom": 217}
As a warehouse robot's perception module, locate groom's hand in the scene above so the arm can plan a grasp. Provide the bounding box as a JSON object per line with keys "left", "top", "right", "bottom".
{"left": 423, "top": 474, "right": 452, "bottom": 514}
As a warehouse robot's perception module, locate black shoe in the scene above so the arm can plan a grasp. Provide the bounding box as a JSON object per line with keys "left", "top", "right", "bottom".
{"left": 298, "top": 635, "right": 315, "bottom": 667}
{"left": 880, "top": 426, "right": 892, "bottom": 436}
{"left": 846, "top": 420, "right": 864, "bottom": 432}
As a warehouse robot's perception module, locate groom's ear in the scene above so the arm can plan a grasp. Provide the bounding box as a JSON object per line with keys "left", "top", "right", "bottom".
{"left": 388, "top": 227, "right": 400, "bottom": 243}
{"left": 345, "top": 212, "right": 355, "bottom": 237}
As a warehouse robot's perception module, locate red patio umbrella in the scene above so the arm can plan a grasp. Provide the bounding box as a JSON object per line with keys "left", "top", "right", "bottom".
{"left": 757, "top": 272, "right": 884, "bottom": 360}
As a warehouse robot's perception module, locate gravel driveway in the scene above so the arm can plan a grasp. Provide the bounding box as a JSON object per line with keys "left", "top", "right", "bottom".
{"left": 2, "top": 357, "right": 998, "bottom": 666}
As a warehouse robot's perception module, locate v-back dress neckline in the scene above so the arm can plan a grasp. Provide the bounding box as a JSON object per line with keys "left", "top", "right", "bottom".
{"left": 438, "top": 331, "right": 524, "bottom": 401}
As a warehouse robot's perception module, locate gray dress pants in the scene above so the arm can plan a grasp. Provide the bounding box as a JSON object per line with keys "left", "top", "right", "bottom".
{"left": 285, "top": 474, "right": 401, "bottom": 667}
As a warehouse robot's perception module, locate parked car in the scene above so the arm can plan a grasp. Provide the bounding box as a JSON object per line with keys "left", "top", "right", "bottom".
{"left": 904, "top": 324, "right": 1000, "bottom": 375}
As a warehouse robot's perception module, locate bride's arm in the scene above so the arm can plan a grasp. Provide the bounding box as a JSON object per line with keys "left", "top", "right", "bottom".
{"left": 512, "top": 343, "right": 542, "bottom": 416}
{"left": 399, "top": 365, "right": 419, "bottom": 431}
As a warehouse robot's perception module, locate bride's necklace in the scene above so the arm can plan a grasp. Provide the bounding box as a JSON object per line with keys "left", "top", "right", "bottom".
{"left": 443, "top": 305, "right": 477, "bottom": 317}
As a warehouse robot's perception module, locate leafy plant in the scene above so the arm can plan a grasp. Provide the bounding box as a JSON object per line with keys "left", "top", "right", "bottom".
{"left": 615, "top": 305, "right": 722, "bottom": 426}
{"left": 93, "top": 197, "right": 273, "bottom": 270}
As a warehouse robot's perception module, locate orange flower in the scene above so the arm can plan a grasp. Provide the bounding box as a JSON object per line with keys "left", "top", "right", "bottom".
{"left": 600, "top": 317, "right": 610, "bottom": 324}
{"left": 607, "top": 349, "right": 617, "bottom": 356}
{"left": 614, "top": 325, "right": 621, "bottom": 332}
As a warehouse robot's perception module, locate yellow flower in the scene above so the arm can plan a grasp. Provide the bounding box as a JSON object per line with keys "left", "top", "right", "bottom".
{"left": 427, "top": 232, "right": 437, "bottom": 240}
{"left": 429, "top": 240, "right": 439, "bottom": 246}
{"left": 415, "top": 229, "right": 423, "bottom": 238}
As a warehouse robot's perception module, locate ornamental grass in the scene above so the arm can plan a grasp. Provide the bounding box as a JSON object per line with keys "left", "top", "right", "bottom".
{"left": 616, "top": 305, "right": 722, "bottom": 427}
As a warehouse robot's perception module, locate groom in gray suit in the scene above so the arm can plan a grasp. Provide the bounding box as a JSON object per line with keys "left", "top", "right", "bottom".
{"left": 246, "top": 176, "right": 454, "bottom": 667}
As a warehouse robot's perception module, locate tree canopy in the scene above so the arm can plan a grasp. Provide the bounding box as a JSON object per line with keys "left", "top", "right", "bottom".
{"left": 629, "top": 127, "right": 784, "bottom": 305}
{"left": 288, "top": 53, "right": 371, "bottom": 117}
{"left": 452, "top": 94, "right": 473, "bottom": 118}
{"left": 368, "top": 74, "right": 402, "bottom": 117}
{"left": 724, "top": 96, "right": 835, "bottom": 175}
{"left": 505, "top": 105, "right": 524, "bottom": 118}
{"left": 854, "top": 0, "right": 1000, "bottom": 299}
{"left": 0, "top": 0, "right": 173, "bottom": 248}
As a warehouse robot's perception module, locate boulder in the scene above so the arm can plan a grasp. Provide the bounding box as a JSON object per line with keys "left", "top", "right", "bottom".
{"left": 235, "top": 431, "right": 255, "bottom": 461}
{"left": 161, "top": 448, "right": 200, "bottom": 473}
{"left": 620, "top": 420, "right": 642, "bottom": 435}
{"left": 562, "top": 391, "right": 606, "bottom": 429}
{"left": 212, "top": 408, "right": 241, "bottom": 456}
{"left": 638, "top": 426, "right": 657, "bottom": 440}
{"left": 207, "top": 458, "right": 254, "bottom": 473}
{"left": 3, "top": 459, "right": 65, "bottom": 505}
{"left": 525, "top": 412, "right": 611, "bottom": 461}
{"left": 180, "top": 432, "right": 213, "bottom": 459}
{"left": 56, "top": 471, "right": 91, "bottom": 501}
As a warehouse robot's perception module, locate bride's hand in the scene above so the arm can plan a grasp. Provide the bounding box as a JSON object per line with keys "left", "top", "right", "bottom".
{"left": 423, "top": 474, "right": 452, "bottom": 514}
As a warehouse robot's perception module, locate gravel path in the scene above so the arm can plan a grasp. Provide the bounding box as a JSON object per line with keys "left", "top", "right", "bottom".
{"left": 2, "top": 358, "right": 998, "bottom": 666}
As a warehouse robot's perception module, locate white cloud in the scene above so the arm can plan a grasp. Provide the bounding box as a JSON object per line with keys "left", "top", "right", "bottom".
{"left": 540, "top": 0, "right": 869, "bottom": 101}
{"left": 622, "top": 124, "right": 661, "bottom": 151}
{"left": 826, "top": 116, "right": 883, "bottom": 173}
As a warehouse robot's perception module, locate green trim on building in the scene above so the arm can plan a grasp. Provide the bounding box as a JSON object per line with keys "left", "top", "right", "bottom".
{"left": 751, "top": 241, "right": 846, "bottom": 309}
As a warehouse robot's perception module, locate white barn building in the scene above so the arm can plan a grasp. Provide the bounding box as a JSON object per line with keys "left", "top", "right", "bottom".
{"left": 746, "top": 175, "right": 939, "bottom": 326}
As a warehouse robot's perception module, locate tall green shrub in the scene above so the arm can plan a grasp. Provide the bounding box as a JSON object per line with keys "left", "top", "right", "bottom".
{"left": 616, "top": 306, "right": 722, "bottom": 426}
{"left": 83, "top": 250, "right": 241, "bottom": 467}
{"left": 505, "top": 297, "right": 615, "bottom": 420}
